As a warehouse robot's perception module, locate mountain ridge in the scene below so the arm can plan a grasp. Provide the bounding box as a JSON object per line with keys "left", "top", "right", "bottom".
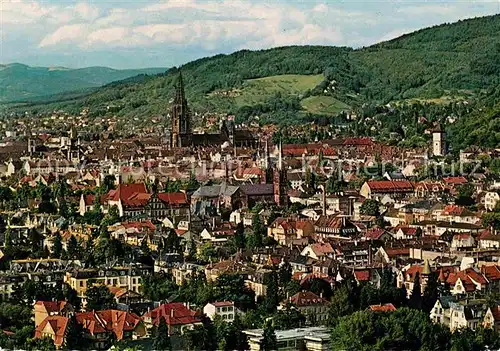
{"left": 2, "top": 14, "right": 500, "bottom": 132}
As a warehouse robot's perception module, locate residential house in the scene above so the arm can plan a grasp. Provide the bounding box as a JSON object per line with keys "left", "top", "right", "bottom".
{"left": 267, "top": 217, "right": 314, "bottom": 246}
{"left": 142, "top": 303, "right": 202, "bottom": 335}
{"left": 483, "top": 305, "right": 500, "bottom": 332}
{"left": 449, "top": 300, "right": 486, "bottom": 332}
{"left": 438, "top": 205, "right": 478, "bottom": 224}
{"left": 430, "top": 296, "right": 457, "bottom": 327}
{"left": 76, "top": 310, "right": 146, "bottom": 349}
{"left": 34, "top": 315, "right": 69, "bottom": 348}
{"left": 34, "top": 300, "right": 74, "bottom": 327}
{"left": 204, "top": 301, "right": 236, "bottom": 322}
{"left": 313, "top": 215, "right": 358, "bottom": 240}
{"left": 64, "top": 265, "right": 151, "bottom": 301}
{"left": 478, "top": 230, "right": 500, "bottom": 249}
{"left": 300, "top": 243, "right": 334, "bottom": 261}
{"left": 286, "top": 291, "right": 330, "bottom": 325}
{"left": 451, "top": 233, "right": 475, "bottom": 250}
{"left": 360, "top": 180, "right": 414, "bottom": 200}
{"left": 484, "top": 191, "right": 500, "bottom": 211}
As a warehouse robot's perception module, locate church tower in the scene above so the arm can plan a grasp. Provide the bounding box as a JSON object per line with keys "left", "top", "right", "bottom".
{"left": 273, "top": 140, "right": 288, "bottom": 208}
{"left": 170, "top": 72, "right": 192, "bottom": 148}
{"left": 431, "top": 124, "right": 446, "bottom": 157}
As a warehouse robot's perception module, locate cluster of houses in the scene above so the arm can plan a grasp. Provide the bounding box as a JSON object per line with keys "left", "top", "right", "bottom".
{"left": 0, "top": 121, "right": 499, "bottom": 350}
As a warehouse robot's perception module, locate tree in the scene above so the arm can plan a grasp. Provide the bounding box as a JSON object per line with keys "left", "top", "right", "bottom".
{"left": 153, "top": 317, "right": 172, "bottom": 351}
{"left": 140, "top": 237, "right": 151, "bottom": 256}
{"left": 165, "top": 229, "right": 181, "bottom": 253}
{"left": 331, "top": 308, "right": 451, "bottom": 351}
{"left": 328, "top": 284, "right": 356, "bottom": 326}
{"left": 285, "top": 280, "right": 301, "bottom": 297}
{"left": 66, "top": 235, "right": 80, "bottom": 259}
{"left": 247, "top": 215, "right": 264, "bottom": 249}
{"left": 274, "top": 303, "right": 305, "bottom": 330}
{"left": 64, "top": 314, "right": 85, "bottom": 350}
{"left": 231, "top": 313, "right": 249, "bottom": 351}
{"left": 85, "top": 285, "right": 115, "bottom": 311}
{"left": 409, "top": 272, "right": 422, "bottom": 309}
{"left": 360, "top": 199, "right": 380, "bottom": 216}
{"left": 234, "top": 222, "right": 246, "bottom": 249}
{"left": 263, "top": 271, "right": 279, "bottom": 313}
{"left": 261, "top": 320, "right": 277, "bottom": 351}
{"left": 51, "top": 233, "right": 63, "bottom": 259}
{"left": 278, "top": 260, "right": 292, "bottom": 288}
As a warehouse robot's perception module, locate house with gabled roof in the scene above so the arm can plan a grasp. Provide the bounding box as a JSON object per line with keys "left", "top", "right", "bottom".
{"left": 34, "top": 315, "right": 69, "bottom": 348}
{"left": 300, "top": 243, "right": 334, "bottom": 261}
{"left": 360, "top": 180, "right": 414, "bottom": 200}
{"left": 34, "top": 300, "right": 74, "bottom": 327}
{"left": 142, "top": 303, "right": 202, "bottom": 335}
{"left": 285, "top": 291, "right": 330, "bottom": 325}
{"left": 483, "top": 305, "right": 500, "bottom": 332}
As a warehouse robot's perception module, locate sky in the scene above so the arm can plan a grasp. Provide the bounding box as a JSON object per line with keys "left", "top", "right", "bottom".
{"left": 1, "top": 0, "right": 499, "bottom": 69}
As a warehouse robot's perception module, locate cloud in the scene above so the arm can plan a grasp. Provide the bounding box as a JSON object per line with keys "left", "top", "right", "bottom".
{"left": 38, "top": 24, "right": 89, "bottom": 48}
{"left": 34, "top": 0, "right": 354, "bottom": 51}
{"left": 2, "top": 0, "right": 499, "bottom": 68}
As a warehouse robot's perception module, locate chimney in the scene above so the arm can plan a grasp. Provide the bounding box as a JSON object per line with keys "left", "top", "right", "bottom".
{"left": 212, "top": 217, "right": 216, "bottom": 230}
{"left": 171, "top": 309, "right": 175, "bottom": 318}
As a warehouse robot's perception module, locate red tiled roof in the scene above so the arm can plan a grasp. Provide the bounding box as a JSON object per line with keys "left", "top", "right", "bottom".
{"left": 122, "top": 220, "right": 156, "bottom": 232}
{"left": 443, "top": 176, "right": 468, "bottom": 185}
{"left": 310, "top": 243, "right": 334, "bottom": 256}
{"left": 366, "top": 180, "right": 413, "bottom": 193}
{"left": 77, "top": 310, "right": 142, "bottom": 340}
{"left": 289, "top": 291, "right": 329, "bottom": 307}
{"left": 157, "top": 192, "right": 188, "bottom": 205}
{"left": 143, "top": 303, "right": 201, "bottom": 327}
{"left": 354, "top": 270, "right": 370, "bottom": 281}
{"left": 385, "top": 248, "right": 410, "bottom": 257}
{"left": 394, "top": 226, "right": 417, "bottom": 236}
{"left": 369, "top": 303, "right": 396, "bottom": 312}
{"left": 210, "top": 301, "right": 234, "bottom": 307}
{"left": 35, "top": 316, "right": 69, "bottom": 347}
{"left": 364, "top": 228, "right": 386, "bottom": 240}
{"left": 34, "top": 300, "right": 69, "bottom": 314}
{"left": 106, "top": 183, "right": 148, "bottom": 202}
{"left": 481, "top": 265, "right": 500, "bottom": 281}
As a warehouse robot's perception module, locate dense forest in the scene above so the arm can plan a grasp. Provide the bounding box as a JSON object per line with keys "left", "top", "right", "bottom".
{"left": 2, "top": 14, "right": 500, "bottom": 148}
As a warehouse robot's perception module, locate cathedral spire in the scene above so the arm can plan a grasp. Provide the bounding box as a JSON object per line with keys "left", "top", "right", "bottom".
{"left": 278, "top": 138, "right": 283, "bottom": 171}
{"left": 175, "top": 71, "right": 186, "bottom": 104}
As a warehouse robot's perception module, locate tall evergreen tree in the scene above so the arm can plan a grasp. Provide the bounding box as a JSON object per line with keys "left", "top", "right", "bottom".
{"left": 64, "top": 314, "right": 85, "bottom": 350}
{"left": 153, "top": 317, "right": 172, "bottom": 351}
{"left": 264, "top": 271, "right": 279, "bottom": 313}
{"left": 261, "top": 320, "right": 277, "bottom": 351}
{"left": 234, "top": 222, "right": 246, "bottom": 249}
{"left": 410, "top": 272, "right": 422, "bottom": 309}
{"left": 52, "top": 233, "right": 63, "bottom": 258}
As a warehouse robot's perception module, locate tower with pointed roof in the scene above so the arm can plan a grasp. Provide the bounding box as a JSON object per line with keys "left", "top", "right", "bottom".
{"left": 273, "top": 140, "right": 288, "bottom": 207}
{"left": 421, "top": 258, "right": 432, "bottom": 291}
{"left": 169, "top": 72, "right": 192, "bottom": 148}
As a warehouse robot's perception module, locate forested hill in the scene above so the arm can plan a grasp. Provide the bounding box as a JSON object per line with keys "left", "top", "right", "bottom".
{"left": 0, "top": 64, "right": 168, "bottom": 102}
{"left": 3, "top": 14, "right": 500, "bottom": 127}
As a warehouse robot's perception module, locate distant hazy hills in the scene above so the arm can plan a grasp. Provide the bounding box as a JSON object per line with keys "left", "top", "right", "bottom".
{"left": 0, "top": 63, "right": 168, "bottom": 102}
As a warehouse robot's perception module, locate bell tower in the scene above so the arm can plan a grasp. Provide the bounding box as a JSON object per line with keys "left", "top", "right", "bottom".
{"left": 273, "top": 140, "right": 288, "bottom": 208}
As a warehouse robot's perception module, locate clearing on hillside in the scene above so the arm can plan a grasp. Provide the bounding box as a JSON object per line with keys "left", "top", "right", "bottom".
{"left": 301, "top": 95, "right": 350, "bottom": 115}
{"left": 209, "top": 74, "right": 324, "bottom": 107}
